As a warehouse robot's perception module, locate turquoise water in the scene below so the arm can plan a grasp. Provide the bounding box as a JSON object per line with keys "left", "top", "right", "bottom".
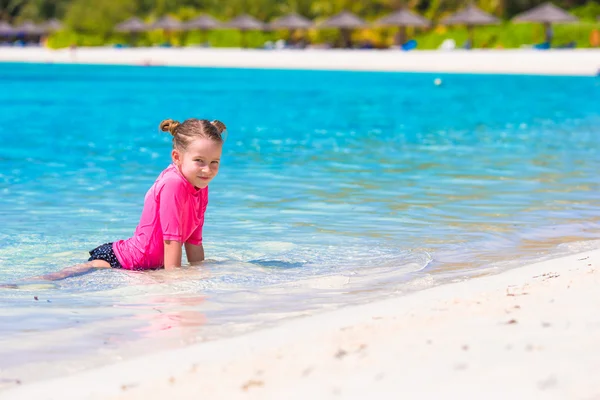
{"left": 1, "top": 63, "right": 599, "bottom": 385}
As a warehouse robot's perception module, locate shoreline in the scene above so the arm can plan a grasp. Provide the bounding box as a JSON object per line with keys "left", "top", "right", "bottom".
{"left": 0, "top": 47, "right": 599, "bottom": 76}
{"left": 3, "top": 244, "right": 599, "bottom": 399}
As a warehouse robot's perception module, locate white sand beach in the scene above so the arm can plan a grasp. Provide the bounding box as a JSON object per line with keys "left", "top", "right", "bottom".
{"left": 3, "top": 244, "right": 599, "bottom": 400}
{"left": 1, "top": 47, "right": 600, "bottom": 75}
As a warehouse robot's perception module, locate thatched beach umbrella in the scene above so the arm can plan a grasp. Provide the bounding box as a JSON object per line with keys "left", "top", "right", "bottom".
{"left": 0, "top": 21, "right": 14, "bottom": 37}
{"left": 115, "top": 17, "right": 148, "bottom": 46}
{"left": 16, "top": 20, "right": 44, "bottom": 36}
{"left": 321, "top": 11, "right": 366, "bottom": 48}
{"left": 152, "top": 16, "right": 183, "bottom": 46}
{"left": 270, "top": 13, "right": 312, "bottom": 30}
{"left": 115, "top": 17, "right": 148, "bottom": 33}
{"left": 184, "top": 15, "right": 222, "bottom": 46}
{"left": 512, "top": 2, "right": 578, "bottom": 44}
{"left": 226, "top": 14, "right": 265, "bottom": 30}
{"left": 185, "top": 15, "right": 221, "bottom": 30}
{"left": 269, "top": 13, "right": 312, "bottom": 46}
{"left": 152, "top": 16, "right": 183, "bottom": 31}
{"left": 441, "top": 4, "right": 500, "bottom": 48}
{"left": 375, "top": 7, "right": 430, "bottom": 46}
{"left": 226, "top": 14, "right": 265, "bottom": 48}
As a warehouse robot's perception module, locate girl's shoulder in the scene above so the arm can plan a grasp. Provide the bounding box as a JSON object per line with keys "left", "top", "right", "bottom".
{"left": 157, "top": 173, "right": 186, "bottom": 192}
{"left": 156, "top": 163, "right": 177, "bottom": 180}
{"left": 152, "top": 165, "right": 187, "bottom": 193}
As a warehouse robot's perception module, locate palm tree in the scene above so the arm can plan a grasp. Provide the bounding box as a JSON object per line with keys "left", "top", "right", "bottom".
{"left": 0, "top": 0, "right": 28, "bottom": 21}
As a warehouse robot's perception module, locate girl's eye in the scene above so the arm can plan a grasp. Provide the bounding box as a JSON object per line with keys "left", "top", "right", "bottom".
{"left": 211, "top": 161, "right": 219, "bottom": 164}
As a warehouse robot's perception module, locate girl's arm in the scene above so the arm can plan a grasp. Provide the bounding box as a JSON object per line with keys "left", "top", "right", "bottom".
{"left": 185, "top": 243, "right": 205, "bottom": 264}
{"left": 164, "top": 240, "right": 183, "bottom": 270}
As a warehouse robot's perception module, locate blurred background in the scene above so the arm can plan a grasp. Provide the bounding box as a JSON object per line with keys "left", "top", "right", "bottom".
{"left": 0, "top": 0, "right": 599, "bottom": 50}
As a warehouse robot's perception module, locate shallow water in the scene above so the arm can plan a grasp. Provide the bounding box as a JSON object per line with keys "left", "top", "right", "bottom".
{"left": 1, "top": 63, "right": 599, "bottom": 386}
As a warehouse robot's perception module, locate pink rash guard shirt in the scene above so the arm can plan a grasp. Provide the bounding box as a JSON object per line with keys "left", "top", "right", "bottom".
{"left": 112, "top": 164, "right": 208, "bottom": 270}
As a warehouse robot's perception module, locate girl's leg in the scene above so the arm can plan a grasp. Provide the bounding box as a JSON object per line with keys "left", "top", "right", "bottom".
{"left": 35, "top": 259, "right": 111, "bottom": 281}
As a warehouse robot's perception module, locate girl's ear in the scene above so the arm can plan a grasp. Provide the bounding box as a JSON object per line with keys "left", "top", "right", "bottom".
{"left": 172, "top": 149, "right": 181, "bottom": 166}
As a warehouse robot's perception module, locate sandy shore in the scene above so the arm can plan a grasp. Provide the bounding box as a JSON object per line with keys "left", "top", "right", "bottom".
{"left": 1, "top": 47, "right": 600, "bottom": 75}
{"left": 3, "top": 245, "right": 599, "bottom": 400}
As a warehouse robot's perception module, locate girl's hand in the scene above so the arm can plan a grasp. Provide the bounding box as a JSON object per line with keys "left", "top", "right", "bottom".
{"left": 164, "top": 240, "right": 183, "bottom": 270}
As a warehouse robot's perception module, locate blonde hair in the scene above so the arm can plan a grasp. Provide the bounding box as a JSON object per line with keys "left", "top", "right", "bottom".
{"left": 159, "top": 118, "right": 226, "bottom": 150}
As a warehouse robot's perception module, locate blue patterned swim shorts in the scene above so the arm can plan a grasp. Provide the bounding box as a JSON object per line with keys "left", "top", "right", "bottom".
{"left": 88, "top": 242, "right": 122, "bottom": 269}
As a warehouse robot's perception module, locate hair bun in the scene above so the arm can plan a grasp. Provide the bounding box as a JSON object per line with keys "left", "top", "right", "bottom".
{"left": 211, "top": 120, "right": 227, "bottom": 135}
{"left": 159, "top": 119, "right": 181, "bottom": 135}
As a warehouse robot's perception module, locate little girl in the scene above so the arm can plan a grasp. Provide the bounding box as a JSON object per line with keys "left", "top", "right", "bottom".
{"left": 41, "top": 118, "right": 226, "bottom": 280}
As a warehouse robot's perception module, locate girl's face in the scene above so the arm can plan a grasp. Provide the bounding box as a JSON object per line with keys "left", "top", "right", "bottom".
{"left": 172, "top": 137, "right": 222, "bottom": 189}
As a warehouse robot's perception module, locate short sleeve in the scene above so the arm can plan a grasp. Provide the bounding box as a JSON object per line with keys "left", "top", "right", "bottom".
{"left": 186, "top": 188, "right": 208, "bottom": 246}
{"left": 158, "top": 179, "right": 187, "bottom": 242}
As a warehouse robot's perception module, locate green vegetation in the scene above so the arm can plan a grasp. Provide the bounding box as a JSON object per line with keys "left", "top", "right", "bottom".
{"left": 412, "top": 22, "right": 600, "bottom": 49}
{"left": 2, "top": 0, "right": 600, "bottom": 49}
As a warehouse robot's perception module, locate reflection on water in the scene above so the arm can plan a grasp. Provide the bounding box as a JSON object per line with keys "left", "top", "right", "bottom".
{"left": 132, "top": 296, "right": 208, "bottom": 342}
{"left": 0, "top": 64, "right": 599, "bottom": 386}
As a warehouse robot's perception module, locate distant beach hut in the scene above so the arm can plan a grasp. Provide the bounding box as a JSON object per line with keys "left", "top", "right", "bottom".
{"left": 512, "top": 2, "right": 578, "bottom": 45}
{"left": 183, "top": 15, "right": 222, "bottom": 46}
{"left": 226, "top": 15, "right": 265, "bottom": 48}
{"left": 441, "top": 4, "right": 500, "bottom": 49}
{"left": 268, "top": 13, "right": 312, "bottom": 47}
{"left": 374, "top": 7, "right": 430, "bottom": 48}
{"left": 320, "top": 11, "right": 366, "bottom": 48}
{"left": 115, "top": 17, "right": 148, "bottom": 46}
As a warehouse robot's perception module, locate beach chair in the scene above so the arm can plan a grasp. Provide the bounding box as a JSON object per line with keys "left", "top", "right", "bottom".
{"left": 401, "top": 40, "right": 417, "bottom": 51}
